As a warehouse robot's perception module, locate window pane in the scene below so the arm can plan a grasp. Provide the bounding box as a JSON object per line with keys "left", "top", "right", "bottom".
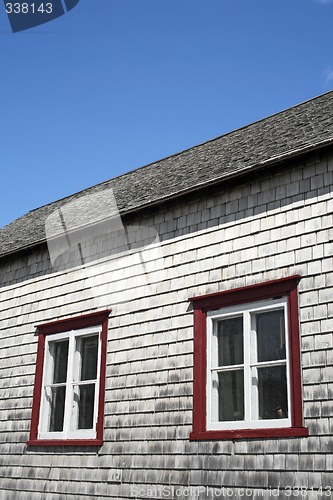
{"left": 80, "top": 335, "right": 98, "bottom": 381}
{"left": 49, "top": 386, "right": 66, "bottom": 431}
{"left": 218, "top": 370, "right": 244, "bottom": 421}
{"left": 258, "top": 365, "right": 288, "bottom": 419}
{"left": 256, "top": 309, "right": 286, "bottom": 362}
{"left": 77, "top": 384, "right": 95, "bottom": 429}
{"left": 217, "top": 316, "right": 243, "bottom": 366}
{"left": 52, "top": 340, "right": 69, "bottom": 384}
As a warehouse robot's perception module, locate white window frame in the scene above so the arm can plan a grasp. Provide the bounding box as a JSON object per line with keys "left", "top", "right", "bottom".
{"left": 38, "top": 325, "right": 102, "bottom": 440}
{"left": 206, "top": 297, "right": 291, "bottom": 431}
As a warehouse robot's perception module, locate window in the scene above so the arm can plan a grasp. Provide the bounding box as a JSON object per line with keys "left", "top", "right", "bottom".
{"left": 189, "top": 277, "right": 308, "bottom": 440}
{"left": 28, "top": 310, "right": 110, "bottom": 446}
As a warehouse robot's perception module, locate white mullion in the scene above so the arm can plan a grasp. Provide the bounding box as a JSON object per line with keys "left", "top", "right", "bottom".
{"left": 93, "top": 331, "right": 102, "bottom": 429}
{"left": 284, "top": 302, "right": 292, "bottom": 425}
{"left": 74, "top": 378, "right": 96, "bottom": 385}
{"left": 252, "top": 359, "right": 287, "bottom": 369}
{"left": 40, "top": 339, "right": 53, "bottom": 435}
{"left": 72, "top": 332, "right": 82, "bottom": 433}
{"left": 62, "top": 331, "right": 75, "bottom": 438}
{"left": 212, "top": 363, "right": 244, "bottom": 372}
{"left": 250, "top": 311, "right": 259, "bottom": 421}
{"left": 207, "top": 316, "right": 214, "bottom": 425}
{"left": 45, "top": 381, "right": 68, "bottom": 388}
{"left": 243, "top": 311, "right": 251, "bottom": 424}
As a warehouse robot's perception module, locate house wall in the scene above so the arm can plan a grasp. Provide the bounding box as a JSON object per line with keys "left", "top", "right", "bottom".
{"left": 0, "top": 153, "right": 332, "bottom": 499}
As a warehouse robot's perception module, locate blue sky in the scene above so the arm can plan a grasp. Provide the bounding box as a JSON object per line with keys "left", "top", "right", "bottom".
{"left": 1, "top": 0, "right": 333, "bottom": 228}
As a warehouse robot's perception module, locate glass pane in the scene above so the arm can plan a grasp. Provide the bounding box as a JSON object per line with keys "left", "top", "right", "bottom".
{"left": 217, "top": 316, "right": 243, "bottom": 366}
{"left": 52, "top": 340, "right": 69, "bottom": 384}
{"left": 256, "top": 309, "right": 286, "bottom": 362}
{"left": 49, "top": 386, "right": 66, "bottom": 431}
{"left": 258, "top": 365, "right": 288, "bottom": 419}
{"left": 77, "top": 384, "right": 95, "bottom": 429}
{"left": 80, "top": 335, "right": 98, "bottom": 381}
{"left": 218, "top": 370, "right": 244, "bottom": 421}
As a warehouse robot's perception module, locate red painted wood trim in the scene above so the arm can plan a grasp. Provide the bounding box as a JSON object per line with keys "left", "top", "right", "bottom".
{"left": 190, "top": 276, "right": 308, "bottom": 440}
{"left": 29, "top": 334, "right": 46, "bottom": 442}
{"left": 28, "top": 310, "right": 110, "bottom": 446}
{"left": 36, "top": 309, "right": 111, "bottom": 335}
{"left": 190, "top": 426, "right": 309, "bottom": 441}
{"left": 27, "top": 439, "right": 103, "bottom": 447}
{"left": 192, "top": 308, "right": 207, "bottom": 434}
{"left": 288, "top": 287, "right": 303, "bottom": 428}
{"left": 96, "top": 317, "right": 108, "bottom": 442}
{"left": 189, "top": 275, "right": 301, "bottom": 310}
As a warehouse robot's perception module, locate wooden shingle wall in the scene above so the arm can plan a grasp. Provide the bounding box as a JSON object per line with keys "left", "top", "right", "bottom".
{"left": 0, "top": 154, "right": 332, "bottom": 499}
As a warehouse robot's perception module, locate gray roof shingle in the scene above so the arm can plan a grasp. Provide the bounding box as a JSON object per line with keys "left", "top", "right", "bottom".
{"left": 1, "top": 90, "right": 333, "bottom": 259}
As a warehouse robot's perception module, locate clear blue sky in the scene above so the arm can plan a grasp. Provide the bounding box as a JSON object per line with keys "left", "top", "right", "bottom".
{"left": 1, "top": 0, "right": 333, "bottom": 228}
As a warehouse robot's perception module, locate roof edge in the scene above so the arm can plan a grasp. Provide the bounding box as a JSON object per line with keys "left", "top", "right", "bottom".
{"left": 1, "top": 135, "right": 332, "bottom": 261}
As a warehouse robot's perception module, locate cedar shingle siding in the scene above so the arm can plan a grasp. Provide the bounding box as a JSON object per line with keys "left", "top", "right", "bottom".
{"left": 0, "top": 92, "right": 333, "bottom": 498}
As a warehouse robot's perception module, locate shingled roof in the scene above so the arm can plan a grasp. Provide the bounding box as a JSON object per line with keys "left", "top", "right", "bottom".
{"left": 1, "top": 90, "right": 333, "bottom": 259}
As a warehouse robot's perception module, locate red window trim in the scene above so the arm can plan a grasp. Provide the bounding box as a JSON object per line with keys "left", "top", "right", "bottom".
{"left": 189, "top": 276, "right": 309, "bottom": 440}
{"left": 28, "top": 309, "right": 111, "bottom": 447}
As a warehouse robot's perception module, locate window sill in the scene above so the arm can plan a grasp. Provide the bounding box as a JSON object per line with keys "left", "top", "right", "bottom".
{"left": 190, "top": 427, "right": 309, "bottom": 440}
{"left": 27, "top": 439, "right": 103, "bottom": 447}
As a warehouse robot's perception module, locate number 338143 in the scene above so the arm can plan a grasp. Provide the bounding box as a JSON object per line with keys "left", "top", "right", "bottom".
{"left": 5, "top": 3, "right": 53, "bottom": 14}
